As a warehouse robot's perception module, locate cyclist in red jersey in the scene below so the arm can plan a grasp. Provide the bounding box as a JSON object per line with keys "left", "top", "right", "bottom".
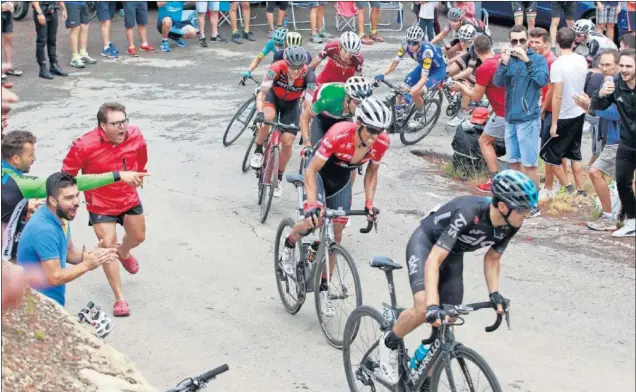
{"left": 278, "top": 97, "right": 392, "bottom": 315}
{"left": 250, "top": 47, "right": 317, "bottom": 198}
{"left": 309, "top": 31, "right": 364, "bottom": 89}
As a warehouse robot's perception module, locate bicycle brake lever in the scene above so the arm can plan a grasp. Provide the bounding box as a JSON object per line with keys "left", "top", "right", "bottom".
{"left": 373, "top": 220, "right": 378, "bottom": 233}
{"left": 504, "top": 310, "right": 511, "bottom": 330}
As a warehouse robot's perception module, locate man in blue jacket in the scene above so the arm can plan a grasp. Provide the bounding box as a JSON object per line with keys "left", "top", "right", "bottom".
{"left": 493, "top": 24, "right": 549, "bottom": 217}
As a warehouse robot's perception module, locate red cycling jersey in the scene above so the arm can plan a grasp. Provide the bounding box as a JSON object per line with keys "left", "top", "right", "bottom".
{"left": 316, "top": 122, "right": 390, "bottom": 168}
{"left": 316, "top": 40, "right": 364, "bottom": 86}
{"left": 261, "top": 60, "right": 317, "bottom": 101}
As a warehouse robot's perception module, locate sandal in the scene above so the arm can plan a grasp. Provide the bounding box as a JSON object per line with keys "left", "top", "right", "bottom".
{"left": 113, "top": 300, "right": 130, "bottom": 317}
{"left": 119, "top": 252, "right": 139, "bottom": 274}
{"left": 6, "top": 69, "right": 22, "bottom": 76}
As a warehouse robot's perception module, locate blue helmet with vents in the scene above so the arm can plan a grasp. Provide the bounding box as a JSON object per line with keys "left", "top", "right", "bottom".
{"left": 491, "top": 170, "right": 538, "bottom": 210}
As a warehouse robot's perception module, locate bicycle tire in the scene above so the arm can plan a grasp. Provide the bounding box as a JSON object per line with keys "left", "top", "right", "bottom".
{"left": 241, "top": 130, "right": 256, "bottom": 173}
{"left": 430, "top": 345, "right": 503, "bottom": 392}
{"left": 274, "top": 218, "right": 305, "bottom": 315}
{"left": 399, "top": 98, "right": 442, "bottom": 146}
{"left": 342, "top": 305, "right": 389, "bottom": 392}
{"left": 314, "top": 243, "right": 363, "bottom": 349}
{"left": 223, "top": 96, "right": 256, "bottom": 147}
{"left": 260, "top": 146, "right": 278, "bottom": 223}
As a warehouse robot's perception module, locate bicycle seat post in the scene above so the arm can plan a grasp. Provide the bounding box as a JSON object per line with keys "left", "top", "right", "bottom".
{"left": 384, "top": 268, "right": 398, "bottom": 308}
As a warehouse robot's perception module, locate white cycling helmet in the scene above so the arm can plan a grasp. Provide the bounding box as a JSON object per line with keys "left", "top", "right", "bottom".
{"left": 356, "top": 97, "right": 392, "bottom": 130}
{"left": 405, "top": 24, "right": 425, "bottom": 42}
{"left": 340, "top": 31, "right": 362, "bottom": 54}
{"left": 345, "top": 76, "right": 373, "bottom": 100}
{"left": 573, "top": 19, "right": 595, "bottom": 35}
{"left": 457, "top": 24, "right": 477, "bottom": 41}
{"left": 285, "top": 31, "right": 303, "bottom": 47}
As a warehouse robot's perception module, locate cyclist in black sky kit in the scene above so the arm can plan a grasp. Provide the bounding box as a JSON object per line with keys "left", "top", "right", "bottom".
{"left": 375, "top": 170, "right": 539, "bottom": 385}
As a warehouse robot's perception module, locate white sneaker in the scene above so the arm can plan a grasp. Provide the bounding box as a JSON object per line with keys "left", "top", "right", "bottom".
{"left": 538, "top": 187, "right": 555, "bottom": 202}
{"left": 377, "top": 331, "right": 400, "bottom": 385}
{"left": 612, "top": 218, "right": 635, "bottom": 238}
{"left": 586, "top": 215, "right": 618, "bottom": 231}
{"left": 319, "top": 290, "right": 335, "bottom": 317}
{"left": 273, "top": 182, "right": 283, "bottom": 198}
{"left": 250, "top": 153, "right": 263, "bottom": 169}
{"left": 280, "top": 246, "right": 296, "bottom": 276}
{"left": 447, "top": 113, "right": 465, "bottom": 127}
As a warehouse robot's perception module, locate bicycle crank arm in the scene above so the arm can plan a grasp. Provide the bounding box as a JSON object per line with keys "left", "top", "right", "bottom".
{"left": 328, "top": 293, "right": 349, "bottom": 300}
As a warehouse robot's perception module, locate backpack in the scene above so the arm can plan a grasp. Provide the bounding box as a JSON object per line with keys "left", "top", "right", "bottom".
{"left": 451, "top": 121, "right": 505, "bottom": 177}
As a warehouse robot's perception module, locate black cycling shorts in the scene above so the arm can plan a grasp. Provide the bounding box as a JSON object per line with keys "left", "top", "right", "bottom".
{"left": 264, "top": 89, "right": 300, "bottom": 135}
{"left": 310, "top": 115, "right": 346, "bottom": 147}
{"left": 88, "top": 204, "right": 144, "bottom": 227}
{"left": 405, "top": 226, "right": 464, "bottom": 305}
{"left": 552, "top": 1, "right": 576, "bottom": 20}
{"left": 303, "top": 171, "right": 352, "bottom": 224}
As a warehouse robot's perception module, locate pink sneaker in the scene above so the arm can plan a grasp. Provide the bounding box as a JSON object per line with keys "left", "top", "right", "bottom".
{"left": 477, "top": 179, "right": 493, "bottom": 193}
{"left": 118, "top": 252, "right": 139, "bottom": 274}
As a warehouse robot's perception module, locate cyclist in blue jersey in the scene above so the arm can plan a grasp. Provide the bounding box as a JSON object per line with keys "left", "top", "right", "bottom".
{"left": 242, "top": 27, "right": 288, "bottom": 78}
{"left": 375, "top": 25, "right": 446, "bottom": 115}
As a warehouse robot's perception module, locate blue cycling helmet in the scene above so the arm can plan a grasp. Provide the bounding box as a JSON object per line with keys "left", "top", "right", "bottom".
{"left": 272, "top": 27, "right": 288, "bottom": 46}
{"left": 491, "top": 170, "right": 538, "bottom": 210}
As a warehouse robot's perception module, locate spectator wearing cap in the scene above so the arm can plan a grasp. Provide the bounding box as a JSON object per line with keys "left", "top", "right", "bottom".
{"left": 32, "top": 1, "right": 68, "bottom": 80}
{"left": 196, "top": 2, "right": 227, "bottom": 47}
{"left": 356, "top": 1, "right": 383, "bottom": 45}
{"left": 124, "top": 1, "right": 156, "bottom": 56}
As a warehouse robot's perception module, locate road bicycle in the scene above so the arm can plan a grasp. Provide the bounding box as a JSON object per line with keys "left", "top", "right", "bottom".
{"left": 223, "top": 76, "right": 260, "bottom": 147}
{"left": 343, "top": 257, "right": 509, "bottom": 392}
{"left": 274, "top": 171, "right": 378, "bottom": 348}
{"left": 167, "top": 364, "right": 229, "bottom": 392}
{"left": 242, "top": 118, "right": 299, "bottom": 223}
{"left": 376, "top": 79, "right": 442, "bottom": 146}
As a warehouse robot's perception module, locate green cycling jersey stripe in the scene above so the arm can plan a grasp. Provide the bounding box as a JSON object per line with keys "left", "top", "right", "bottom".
{"left": 1, "top": 169, "right": 116, "bottom": 199}
{"left": 311, "top": 82, "right": 351, "bottom": 119}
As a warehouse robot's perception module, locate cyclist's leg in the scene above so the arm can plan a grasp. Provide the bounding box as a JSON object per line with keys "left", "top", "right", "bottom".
{"left": 310, "top": 114, "right": 331, "bottom": 147}
{"left": 278, "top": 98, "right": 301, "bottom": 178}
{"left": 287, "top": 172, "right": 327, "bottom": 241}
{"left": 323, "top": 180, "right": 352, "bottom": 278}
{"left": 405, "top": 65, "right": 426, "bottom": 109}
{"left": 251, "top": 91, "right": 277, "bottom": 167}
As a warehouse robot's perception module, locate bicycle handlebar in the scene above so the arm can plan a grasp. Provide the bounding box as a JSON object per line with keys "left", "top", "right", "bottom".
{"left": 239, "top": 75, "right": 259, "bottom": 86}
{"left": 260, "top": 119, "right": 300, "bottom": 132}
{"left": 420, "top": 300, "right": 510, "bottom": 345}
{"left": 167, "top": 364, "right": 229, "bottom": 392}
{"left": 323, "top": 208, "right": 379, "bottom": 234}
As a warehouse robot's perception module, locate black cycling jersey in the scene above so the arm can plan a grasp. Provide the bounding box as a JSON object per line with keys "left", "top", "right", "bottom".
{"left": 419, "top": 195, "right": 518, "bottom": 254}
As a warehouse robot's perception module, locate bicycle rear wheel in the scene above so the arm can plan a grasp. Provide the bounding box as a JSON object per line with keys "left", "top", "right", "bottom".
{"left": 342, "top": 306, "right": 393, "bottom": 392}
{"left": 241, "top": 128, "right": 257, "bottom": 173}
{"left": 314, "top": 243, "right": 363, "bottom": 349}
{"left": 400, "top": 98, "right": 442, "bottom": 146}
{"left": 260, "top": 146, "right": 279, "bottom": 223}
{"left": 223, "top": 96, "right": 256, "bottom": 146}
{"left": 430, "top": 345, "right": 503, "bottom": 392}
{"left": 274, "top": 218, "right": 306, "bottom": 314}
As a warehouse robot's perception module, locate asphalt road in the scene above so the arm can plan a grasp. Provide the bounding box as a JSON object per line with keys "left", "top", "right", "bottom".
{"left": 5, "top": 5, "right": 635, "bottom": 392}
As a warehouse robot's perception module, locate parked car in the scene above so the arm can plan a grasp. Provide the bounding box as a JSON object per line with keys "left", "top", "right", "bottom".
{"left": 482, "top": 1, "right": 631, "bottom": 42}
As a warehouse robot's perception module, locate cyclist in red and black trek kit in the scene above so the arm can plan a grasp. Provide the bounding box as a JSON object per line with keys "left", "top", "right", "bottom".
{"left": 309, "top": 31, "right": 364, "bottom": 91}
{"left": 278, "top": 97, "right": 392, "bottom": 316}
{"left": 250, "top": 47, "right": 317, "bottom": 199}
{"left": 376, "top": 170, "right": 539, "bottom": 386}
{"left": 431, "top": 7, "right": 487, "bottom": 60}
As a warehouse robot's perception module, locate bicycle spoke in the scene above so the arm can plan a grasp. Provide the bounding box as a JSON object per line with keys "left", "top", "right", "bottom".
{"left": 437, "top": 356, "right": 495, "bottom": 392}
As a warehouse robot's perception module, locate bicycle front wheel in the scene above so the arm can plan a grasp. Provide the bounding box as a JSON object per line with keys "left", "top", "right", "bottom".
{"left": 223, "top": 96, "right": 256, "bottom": 146}
{"left": 430, "top": 345, "right": 503, "bottom": 392}
{"left": 342, "top": 306, "right": 393, "bottom": 392}
{"left": 400, "top": 98, "right": 442, "bottom": 146}
{"left": 241, "top": 129, "right": 256, "bottom": 173}
{"left": 260, "top": 146, "right": 279, "bottom": 223}
{"left": 314, "top": 243, "right": 363, "bottom": 349}
{"left": 274, "top": 218, "right": 305, "bottom": 314}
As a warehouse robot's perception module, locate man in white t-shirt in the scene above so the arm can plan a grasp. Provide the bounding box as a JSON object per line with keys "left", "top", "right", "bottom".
{"left": 539, "top": 27, "right": 589, "bottom": 198}
{"left": 416, "top": 1, "right": 437, "bottom": 41}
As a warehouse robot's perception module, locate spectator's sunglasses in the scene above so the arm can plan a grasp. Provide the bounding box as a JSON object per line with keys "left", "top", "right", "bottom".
{"left": 105, "top": 118, "right": 129, "bottom": 128}
{"left": 510, "top": 38, "right": 527, "bottom": 45}
{"left": 406, "top": 40, "right": 420, "bottom": 46}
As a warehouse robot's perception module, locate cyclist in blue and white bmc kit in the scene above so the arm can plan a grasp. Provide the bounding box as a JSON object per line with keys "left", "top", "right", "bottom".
{"left": 375, "top": 25, "right": 446, "bottom": 115}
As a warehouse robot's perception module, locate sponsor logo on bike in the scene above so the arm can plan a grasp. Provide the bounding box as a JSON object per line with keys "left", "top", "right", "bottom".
{"left": 412, "top": 338, "right": 441, "bottom": 381}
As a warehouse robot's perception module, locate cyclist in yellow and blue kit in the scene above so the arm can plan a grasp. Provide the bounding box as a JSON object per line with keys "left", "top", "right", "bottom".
{"left": 375, "top": 25, "right": 446, "bottom": 116}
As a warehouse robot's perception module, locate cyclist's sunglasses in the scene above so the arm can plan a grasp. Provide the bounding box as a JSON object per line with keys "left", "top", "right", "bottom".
{"left": 364, "top": 125, "right": 384, "bottom": 135}
{"left": 288, "top": 64, "right": 304, "bottom": 71}
{"left": 406, "top": 40, "right": 420, "bottom": 46}
{"left": 509, "top": 38, "right": 527, "bottom": 45}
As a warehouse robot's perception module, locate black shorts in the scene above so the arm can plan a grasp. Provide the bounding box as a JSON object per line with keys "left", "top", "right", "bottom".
{"left": 266, "top": 1, "right": 288, "bottom": 12}
{"left": 310, "top": 115, "right": 346, "bottom": 147}
{"left": 1, "top": 11, "right": 13, "bottom": 34}
{"left": 303, "top": 171, "right": 352, "bottom": 224}
{"left": 513, "top": 1, "right": 537, "bottom": 15}
{"left": 88, "top": 204, "right": 144, "bottom": 226}
{"left": 124, "top": 1, "right": 149, "bottom": 28}
{"left": 405, "top": 226, "right": 464, "bottom": 305}
{"left": 551, "top": 1, "right": 576, "bottom": 20}
{"left": 65, "top": 2, "right": 89, "bottom": 28}
{"left": 264, "top": 90, "right": 300, "bottom": 135}
{"left": 539, "top": 113, "right": 585, "bottom": 166}
{"left": 96, "top": 1, "right": 116, "bottom": 22}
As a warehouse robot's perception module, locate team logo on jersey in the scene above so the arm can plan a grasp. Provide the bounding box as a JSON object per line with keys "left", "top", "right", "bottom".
{"left": 458, "top": 235, "right": 495, "bottom": 248}
{"left": 423, "top": 57, "right": 432, "bottom": 70}
{"left": 446, "top": 213, "right": 467, "bottom": 238}
{"left": 434, "top": 211, "right": 451, "bottom": 225}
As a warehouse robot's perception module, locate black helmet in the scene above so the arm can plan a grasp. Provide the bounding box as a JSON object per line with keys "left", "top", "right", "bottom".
{"left": 284, "top": 46, "right": 307, "bottom": 67}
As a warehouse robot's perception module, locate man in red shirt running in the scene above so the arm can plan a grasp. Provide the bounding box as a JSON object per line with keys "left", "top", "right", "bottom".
{"left": 450, "top": 35, "right": 506, "bottom": 193}
{"left": 309, "top": 31, "right": 363, "bottom": 89}
{"left": 62, "top": 102, "right": 148, "bottom": 317}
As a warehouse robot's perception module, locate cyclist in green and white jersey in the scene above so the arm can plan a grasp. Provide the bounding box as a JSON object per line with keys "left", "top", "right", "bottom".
{"left": 300, "top": 76, "right": 373, "bottom": 150}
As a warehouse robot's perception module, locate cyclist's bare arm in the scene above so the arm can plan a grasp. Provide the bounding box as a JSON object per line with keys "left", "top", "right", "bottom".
{"left": 303, "top": 155, "right": 328, "bottom": 206}
{"left": 300, "top": 106, "right": 315, "bottom": 146}
{"left": 425, "top": 245, "right": 451, "bottom": 307}
{"left": 382, "top": 59, "right": 400, "bottom": 77}
{"left": 483, "top": 248, "right": 502, "bottom": 295}
{"left": 453, "top": 66, "right": 474, "bottom": 81}
{"left": 364, "top": 162, "right": 380, "bottom": 205}
{"left": 309, "top": 55, "right": 322, "bottom": 71}
{"left": 247, "top": 56, "right": 264, "bottom": 73}
{"left": 256, "top": 90, "right": 266, "bottom": 112}
{"left": 431, "top": 30, "right": 447, "bottom": 45}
